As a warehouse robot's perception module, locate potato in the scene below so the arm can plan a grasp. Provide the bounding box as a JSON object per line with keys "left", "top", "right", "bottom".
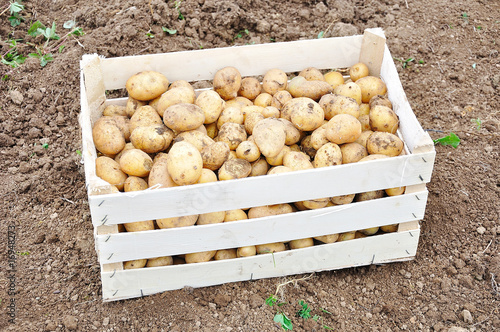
{"left": 337, "top": 231, "right": 356, "bottom": 242}
{"left": 252, "top": 118, "right": 286, "bottom": 158}
{"left": 356, "top": 190, "right": 385, "bottom": 202}
{"left": 217, "top": 106, "right": 244, "bottom": 129}
{"left": 358, "top": 154, "right": 389, "bottom": 162}
{"left": 349, "top": 62, "right": 370, "bottom": 82}
{"left": 262, "top": 68, "right": 288, "bottom": 95}
{"left": 185, "top": 250, "right": 217, "bottom": 264}
{"left": 314, "top": 234, "right": 339, "bottom": 244}
{"left": 224, "top": 209, "right": 248, "bottom": 222}
{"left": 237, "top": 246, "right": 257, "bottom": 257}
{"left": 300, "top": 135, "right": 317, "bottom": 159}
{"left": 324, "top": 71, "right": 345, "bottom": 89}
{"left": 302, "top": 198, "right": 329, "bottom": 209}
{"left": 355, "top": 130, "right": 373, "bottom": 148}
{"left": 262, "top": 106, "right": 281, "bottom": 118}
{"left": 124, "top": 176, "right": 148, "bottom": 192}
{"left": 129, "top": 105, "right": 163, "bottom": 133}
{"left": 195, "top": 90, "right": 225, "bottom": 124}
{"left": 148, "top": 157, "right": 178, "bottom": 189}
{"left": 254, "top": 93, "right": 273, "bottom": 107}
{"left": 287, "top": 76, "right": 332, "bottom": 101}
{"left": 256, "top": 242, "right": 286, "bottom": 254}
{"left": 228, "top": 151, "right": 237, "bottom": 160}
{"left": 124, "top": 259, "right": 148, "bottom": 269}
{"left": 163, "top": 103, "right": 205, "bottom": 132}
{"left": 359, "top": 103, "right": 371, "bottom": 116}
{"left": 217, "top": 122, "right": 247, "bottom": 150}
{"left": 238, "top": 77, "right": 262, "bottom": 100}
{"left": 244, "top": 112, "right": 265, "bottom": 135}
{"left": 218, "top": 159, "right": 251, "bottom": 180}
{"left": 123, "top": 220, "right": 154, "bottom": 232}
{"left": 340, "top": 142, "right": 368, "bottom": 164}
{"left": 225, "top": 96, "right": 253, "bottom": 109}
{"left": 277, "top": 118, "right": 301, "bottom": 145}
{"left": 215, "top": 249, "right": 237, "bottom": 260}
{"left": 283, "top": 151, "right": 313, "bottom": 171}
{"left": 119, "top": 149, "right": 153, "bottom": 177}
{"left": 205, "top": 122, "right": 218, "bottom": 139}
{"left": 146, "top": 256, "right": 173, "bottom": 267}
{"left": 152, "top": 87, "right": 196, "bottom": 117}
{"left": 197, "top": 211, "right": 226, "bottom": 225}
{"left": 175, "top": 130, "right": 214, "bottom": 152}
{"left": 369, "top": 95, "right": 392, "bottom": 109}
{"left": 213, "top": 66, "right": 242, "bottom": 100}
{"left": 360, "top": 227, "right": 379, "bottom": 236}
{"left": 299, "top": 67, "right": 325, "bottom": 81}
{"left": 366, "top": 132, "right": 404, "bottom": 157}
{"left": 248, "top": 204, "right": 293, "bottom": 218}
{"left": 130, "top": 124, "right": 174, "bottom": 153}
{"left": 271, "top": 90, "right": 293, "bottom": 110}
{"left": 241, "top": 105, "right": 265, "bottom": 122}
{"left": 268, "top": 165, "right": 293, "bottom": 175}
{"left": 201, "top": 141, "right": 230, "bottom": 171}
{"left": 289, "top": 238, "right": 314, "bottom": 249}
{"left": 313, "top": 142, "right": 343, "bottom": 168}
{"left": 166, "top": 141, "right": 203, "bottom": 185}
{"left": 126, "top": 97, "right": 147, "bottom": 118}
{"left": 334, "top": 82, "right": 362, "bottom": 105}
{"left": 385, "top": 186, "right": 406, "bottom": 196}
{"left": 103, "top": 105, "right": 127, "bottom": 117}
{"left": 236, "top": 140, "right": 261, "bottom": 162}
{"left": 358, "top": 114, "right": 371, "bottom": 132}
{"left": 319, "top": 94, "right": 360, "bottom": 120}
{"left": 156, "top": 214, "right": 198, "bottom": 228}
{"left": 250, "top": 158, "right": 269, "bottom": 176}
{"left": 381, "top": 224, "right": 398, "bottom": 233}
{"left": 325, "top": 114, "right": 362, "bottom": 145}
{"left": 331, "top": 194, "right": 355, "bottom": 205}
{"left": 287, "top": 97, "right": 324, "bottom": 131}
{"left": 93, "top": 117, "right": 126, "bottom": 155}
{"left": 369, "top": 105, "right": 399, "bottom": 134}
{"left": 126, "top": 71, "right": 169, "bottom": 101}
{"left": 95, "top": 156, "right": 128, "bottom": 191}
{"left": 111, "top": 115, "right": 131, "bottom": 142}
{"left": 266, "top": 145, "right": 291, "bottom": 166}
{"left": 197, "top": 168, "right": 218, "bottom": 183}
{"left": 293, "top": 200, "right": 308, "bottom": 211}
{"left": 356, "top": 76, "right": 388, "bottom": 103}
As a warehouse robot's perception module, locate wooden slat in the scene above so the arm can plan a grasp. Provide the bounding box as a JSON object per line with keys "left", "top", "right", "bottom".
{"left": 88, "top": 151, "right": 434, "bottom": 226}
{"left": 101, "top": 227, "right": 419, "bottom": 301}
{"left": 359, "top": 29, "right": 386, "bottom": 77}
{"left": 99, "top": 35, "right": 363, "bottom": 90}
{"left": 97, "top": 225, "right": 123, "bottom": 272}
{"left": 96, "top": 190, "right": 427, "bottom": 263}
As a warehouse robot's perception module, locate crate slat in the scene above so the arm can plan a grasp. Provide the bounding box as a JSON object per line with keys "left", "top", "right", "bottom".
{"left": 96, "top": 190, "right": 427, "bottom": 263}
{"left": 100, "top": 227, "right": 419, "bottom": 301}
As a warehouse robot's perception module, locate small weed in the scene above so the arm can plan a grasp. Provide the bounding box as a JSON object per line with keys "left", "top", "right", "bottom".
{"left": 76, "top": 149, "right": 82, "bottom": 156}
{"left": 16, "top": 251, "right": 30, "bottom": 256}
{"left": 471, "top": 118, "right": 481, "bottom": 130}
{"left": 433, "top": 132, "right": 461, "bottom": 148}
{"left": 461, "top": 12, "right": 469, "bottom": 23}
{"left": 472, "top": 63, "right": 477, "bottom": 69}
{"left": 270, "top": 37, "right": 276, "bottom": 42}
{"left": 419, "top": 59, "right": 424, "bottom": 64}
{"left": 317, "top": 31, "right": 324, "bottom": 39}
{"left": 146, "top": 30, "right": 155, "bottom": 38}
{"left": 29, "top": 48, "right": 53, "bottom": 67}
{"left": 296, "top": 300, "right": 312, "bottom": 319}
{"left": 2, "top": 74, "right": 9, "bottom": 81}
{"left": 162, "top": 27, "right": 177, "bottom": 35}
{"left": 394, "top": 57, "right": 415, "bottom": 69}
{"left": 42, "top": 143, "right": 49, "bottom": 149}
{"left": 234, "top": 29, "right": 249, "bottom": 40}
{"left": 475, "top": 26, "right": 482, "bottom": 30}
{"left": 4, "top": 1, "right": 24, "bottom": 27}
{"left": 274, "top": 313, "right": 293, "bottom": 330}
{"left": 174, "top": 0, "right": 184, "bottom": 20}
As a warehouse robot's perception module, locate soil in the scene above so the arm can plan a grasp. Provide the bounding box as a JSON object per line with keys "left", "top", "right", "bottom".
{"left": 1, "top": 0, "right": 499, "bottom": 331}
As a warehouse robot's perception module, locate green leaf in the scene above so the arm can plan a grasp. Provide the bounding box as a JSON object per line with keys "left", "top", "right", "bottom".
{"left": 28, "top": 21, "right": 46, "bottom": 37}
{"left": 63, "top": 20, "right": 76, "bottom": 29}
{"left": 10, "top": 1, "right": 24, "bottom": 14}
{"left": 76, "top": 150, "right": 82, "bottom": 156}
{"left": 42, "top": 143, "right": 49, "bottom": 149}
{"left": 162, "top": 27, "right": 177, "bottom": 35}
{"left": 40, "top": 53, "right": 53, "bottom": 67}
{"left": 8, "top": 15, "right": 22, "bottom": 27}
{"left": 433, "top": 132, "right": 460, "bottom": 148}
{"left": 58, "top": 45, "right": 65, "bottom": 53}
{"left": 265, "top": 295, "right": 278, "bottom": 307}
{"left": 297, "top": 300, "right": 312, "bottom": 319}
{"left": 471, "top": 118, "right": 481, "bottom": 130}
{"left": 472, "top": 63, "right": 477, "bottom": 69}
{"left": 274, "top": 313, "right": 293, "bottom": 330}
{"left": 71, "top": 27, "right": 84, "bottom": 36}
{"left": 317, "top": 31, "right": 324, "bottom": 39}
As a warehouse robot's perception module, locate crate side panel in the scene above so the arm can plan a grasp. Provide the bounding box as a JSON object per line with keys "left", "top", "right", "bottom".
{"left": 89, "top": 152, "right": 434, "bottom": 225}
{"left": 99, "top": 36, "right": 363, "bottom": 90}
{"left": 96, "top": 191, "right": 427, "bottom": 263}
{"left": 101, "top": 228, "right": 419, "bottom": 301}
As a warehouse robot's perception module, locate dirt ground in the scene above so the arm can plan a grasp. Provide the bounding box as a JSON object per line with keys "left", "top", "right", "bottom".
{"left": 0, "top": 0, "right": 499, "bottom": 331}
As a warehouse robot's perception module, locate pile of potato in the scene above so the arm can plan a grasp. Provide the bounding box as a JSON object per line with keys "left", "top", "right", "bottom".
{"left": 92, "top": 62, "right": 405, "bottom": 269}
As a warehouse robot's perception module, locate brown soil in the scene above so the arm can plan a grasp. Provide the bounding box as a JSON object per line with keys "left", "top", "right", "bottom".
{"left": 1, "top": 0, "right": 499, "bottom": 331}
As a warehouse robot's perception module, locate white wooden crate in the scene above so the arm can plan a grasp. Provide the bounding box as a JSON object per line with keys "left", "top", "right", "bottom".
{"left": 79, "top": 28, "right": 435, "bottom": 302}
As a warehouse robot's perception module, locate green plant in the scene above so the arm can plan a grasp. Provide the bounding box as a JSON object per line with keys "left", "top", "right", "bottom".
{"left": 42, "top": 143, "right": 49, "bottom": 149}
{"left": 234, "top": 29, "right": 249, "bottom": 40}
{"left": 394, "top": 57, "right": 415, "bottom": 69}
{"left": 296, "top": 300, "right": 312, "bottom": 319}
{"left": 266, "top": 295, "right": 293, "bottom": 330}
{"left": 1, "top": 38, "right": 26, "bottom": 67}
{"left": 461, "top": 12, "right": 469, "bottom": 23}
{"left": 16, "top": 251, "right": 30, "bottom": 255}
{"left": 162, "top": 27, "right": 177, "bottom": 35}
{"left": 433, "top": 132, "right": 460, "bottom": 148}
{"left": 146, "top": 30, "right": 155, "bottom": 38}
{"left": 29, "top": 48, "right": 53, "bottom": 67}
{"left": 2, "top": 1, "right": 24, "bottom": 27}
{"left": 317, "top": 31, "right": 324, "bottom": 39}
{"left": 174, "top": 0, "right": 184, "bottom": 20}
{"left": 76, "top": 149, "right": 82, "bottom": 156}
{"left": 471, "top": 118, "right": 481, "bottom": 130}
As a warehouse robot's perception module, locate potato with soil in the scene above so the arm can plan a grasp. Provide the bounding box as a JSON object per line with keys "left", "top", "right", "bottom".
{"left": 271, "top": 90, "right": 293, "bottom": 110}
{"left": 110, "top": 115, "right": 131, "bottom": 142}
{"left": 283, "top": 151, "right": 314, "bottom": 171}
{"left": 366, "top": 132, "right": 404, "bottom": 157}
{"left": 174, "top": 130, "right": 214, "bottom": 152}
{"left": 244, "top": 112, "right": 265, "bottom": 135}
{"left": 324, "top": 71, "right": 345, "bottom": 89}
{"left": 93, "top": 117, "right": 126, "bottom": 156}
{"left": 248, "top": 204, "right": 293, "bottom": 219}
{"left": 262, "top": 68, "right": 288, "bottom": 95}
{"left": 319, "top": 94, "right": 360, "bottom": 120}
{"left": 325, "top": 114, "right": 362, "bottom": 145}
{"left": 130, "top": 124, "right": 174, "bottom": 153}
{"left": 356, "top": 76, "right": 388, "bottom": 103}
{"left": 356, "top": 190, "right": 385, "bottom": 202}
{"left": 288, "top": 97, "right": 324, "bottom": 131}
{"left": 335, "top": 82, "right": 362, "bottom": 105}
{"left": 218, "top": 159, "right": 252, "bottom": 180}
{"left": 213, "top": 66, "right": 242, "bottom": 100}
{"left": 214, "top": 249, "right": 237, "bottom": 260}
{"left": 124, "top": 259, "right": 148, "bottom": 269}
{"left": 123, "top": 219, "right": 155, "bottom": 232}
{"left": 126, "top": 97, "right": 147, "bottom": 118}
{"left": 236, "top": 140, "right": 261, "bottom": 162}
{"left": 253, "top": 93, "right": 273, "bottom": 107}
{"left": 166, "top": 141, "right": 203, "bottom": 185}
{"left": 126, "top": 71, "right": 169, "bottom": 101}
{"left": 103, "top": 105, "right": 127, "bottom": 117}
{"left": 289, "top": 238, "right": 314, "bottom": 249}
{"left": 310, "top": 124, "right": 329, "bottom": 150}
{"left": 129, "top": 105, "right": 163, "bottom": 133}
{"left": 156, "top": 214, "right": 199, "bottom": 229}
{"left": 237, "top": 246, "right": 257, "bottom": 257}
{"left": 278, "top": 118, "right": 301, "bottom": 146}
{"left": 95, "top": 156, "right": 128, "bottom": 191}
{"left": 369, "top": 105, "right": 399, "bottom": 134}
{"left": 250, "top": 158, "right": 269, "bottom": 176}
{"left": 300, "top": 135, "right": 317, "bottom": 159}
{"left": 314, "top": 234, "right": 339, "bottom": 244}
{"left": 217, "top": 106, "right": 244, "bottom": 129}
{"left": 238, "top": 77, "right": 262, "bottom": 100}
{"left": 266, "top": 145, "right": 291, "bottom": 166}
{"left": 201, "top": 141, "right": 230, "bottom": 171}
{"left": 252, "top": 118, "right": 286, "bottom": 158}
{"left": 146, "top": 256, "right": 173, "bottom": 267}
{"left": 119, "top": 149, "right": 153, "bottom": 177}
{"left": 152, "top": 87, "right": 196, "bottom": 117}
{"left": 287, "top": 76, "right": 332, "bottom": 101}
{"left": 340, "top": 142, "right": 368, "bottom": 164}
{"left": 302, "top": 198, "right": 329, "bottom": 209}
{"left": 313, "top": 142, "right": 343, "bottom": 168}
{"left": 299, "top": 67, "right": 325, "bottom": 81}
{"left": 163, "top": 103, "right": 205, "bottom": 132}
{"left": 124, "top": 176, "right": 148, "bottom": 192}
{"left": 185, "top": 250, "right": 217, "bottom": 264}
{"left": 197, "top": 168, "right": 218, "bottom": 183}
{"left": 197, "top": 211, "right": 226, "bottom": 225}
{"left": 224, "top": 209, "right": 248, "bottom": 222}
{"left": 217, "top": 122, "right": 247, "bottom": 150}
{"left": 349, "top": 62, "right": 370, "bottom": 82}
{"left": 331, "top": 194, "right": 355, "bottom": 205}
{"left": 148, "top": 157, "right": 178, "bottom": 189}
{"left": 256, "top": 242, "right": 286, "bottom": 254}
{"left": 195, "top": 90, "right": 225, "bottom": 124}
{"left": 262, "top": 106, "right": 281, "bottom": 118}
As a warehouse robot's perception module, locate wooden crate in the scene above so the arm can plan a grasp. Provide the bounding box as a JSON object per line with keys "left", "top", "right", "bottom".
{"left": 79, "top": 28, "right": 435, "bottom": 302}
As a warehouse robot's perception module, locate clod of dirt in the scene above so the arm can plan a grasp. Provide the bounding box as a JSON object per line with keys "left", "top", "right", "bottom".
{"left": 62, "top": 315, "right": 78, "bottom": 330}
